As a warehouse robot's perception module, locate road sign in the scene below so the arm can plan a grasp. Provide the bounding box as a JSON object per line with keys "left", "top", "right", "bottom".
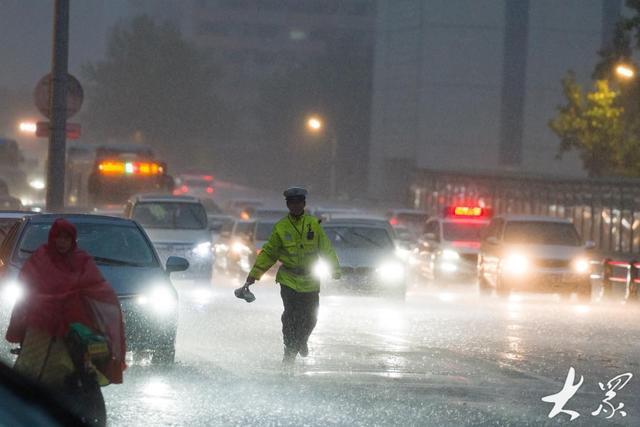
{"left": 33, "top": 73, "right": 83, "bottom": 119}
{"left": 36, "top": 121, "right": 81, "bottom": 139}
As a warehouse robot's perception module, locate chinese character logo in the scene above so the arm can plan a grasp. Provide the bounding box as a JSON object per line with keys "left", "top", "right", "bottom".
{"left": 591, "top": 373, "right": 633, "bottom": 419}
{"left": 542, "top": 368, "right": 633, "bottom": 421}
{"left": 542, "top": 367, "right": 583, "bottom": 420}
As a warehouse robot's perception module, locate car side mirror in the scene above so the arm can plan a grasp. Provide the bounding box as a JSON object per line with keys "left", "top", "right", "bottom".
{"left": 485, "top": 236, "right": 499, "bottom": 246}
{"left": 166, "top": 256, "right": 189, "bottom": 273}
{"left": 585, "top": 240, "right": 596, "bottom": 250}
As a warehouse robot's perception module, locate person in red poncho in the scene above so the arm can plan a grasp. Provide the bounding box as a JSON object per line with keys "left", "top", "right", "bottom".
{"left": 6, "top": 218, "right": 126, "bottom": 386}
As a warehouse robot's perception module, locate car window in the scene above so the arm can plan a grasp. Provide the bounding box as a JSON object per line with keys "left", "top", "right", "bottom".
{"left": 234, "top": 222, "right": 254, "bottom": 237}
{"left": 15, "top": 222, "right": 157, "bottom": 266}
{"left": 503, "top": 221, "right": 581, "bottom": 246}
{"left": 255, "top": 221, "right": 276, "bottom": 240}
{"left": 325, "top": 226, "right": 394, "bottom": 249}
{"left": 132, "top": 202, "right": 207, "bottom": 229}
{"left": 442, "top": 222, "right": 489, "bottom": 242}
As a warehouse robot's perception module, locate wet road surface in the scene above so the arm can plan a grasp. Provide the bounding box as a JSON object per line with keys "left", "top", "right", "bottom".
{"left": 100, "top": 276, "right": 640, "bottom": 426}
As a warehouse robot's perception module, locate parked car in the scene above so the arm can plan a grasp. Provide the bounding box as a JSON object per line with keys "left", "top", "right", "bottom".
{"left": 125, "top": 194, "right": 212, "bottom": 281}
{"left": 477, "top": 215, "right": 593, "bottom": 301}
{"left": 0, "top": 214, "right": 188, "bottom": 363}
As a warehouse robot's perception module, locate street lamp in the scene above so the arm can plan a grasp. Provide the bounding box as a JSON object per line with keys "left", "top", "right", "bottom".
{"left": 616, "top": 63, "right": 635, "bottom": 79}
{"left": 306, "top": 115, "right": 337, "bottom": 200}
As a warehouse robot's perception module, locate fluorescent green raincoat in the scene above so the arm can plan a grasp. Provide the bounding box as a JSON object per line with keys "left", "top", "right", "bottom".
{"left": 249, "top": 213, "right": 340, "bottom": 292}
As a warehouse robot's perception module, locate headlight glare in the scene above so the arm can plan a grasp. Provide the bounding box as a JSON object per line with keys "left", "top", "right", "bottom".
{"left": 231, "top": 241, "right": 249, "bottom": 254}
{"left": 441, "top": 249, "right": 460, "bottom": 261}
{"left": 312, "top": 259, "right": 331, "bottom": 280}
{"left": 376, "top": 261, "right": 405, "bottom": 281}
{"left": 137, "top": 285, "right": 177, "bottom": 314}
{"left": 193, "top": 241, "right": 212, "bottom": 257}
{"left": 2, "top": 281, "right": 24, "bottom": 307}
{"left": 573, "top": 258, "right": 590, "bottom": 274}
{"left": 503, "top": 253, "right": 528, "bottom": 275}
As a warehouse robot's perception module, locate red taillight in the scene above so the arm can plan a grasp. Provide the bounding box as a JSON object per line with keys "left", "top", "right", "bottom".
{"left": 206, "top": 187, "right": 214, "bottom": 194}
{"left": 203, "top": 175, "right": 213, "bottom": 181}
{"left": 180, "top": 185, "right": 189, "bottom": 193}
{"left": 444, "top": 206, "right": 491, "bottom": 218}
{"left": 389, "top": 216, "right": 398, "bottom": 226}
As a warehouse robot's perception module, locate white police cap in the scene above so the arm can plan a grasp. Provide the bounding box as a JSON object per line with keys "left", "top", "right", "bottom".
{"left": 283, "top": 186, "right": 308, "bottom": 199}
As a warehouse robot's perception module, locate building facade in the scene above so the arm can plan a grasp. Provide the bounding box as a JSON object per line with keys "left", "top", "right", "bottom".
{"left": 368, "top": 0, "right": 623, "bottom": 202}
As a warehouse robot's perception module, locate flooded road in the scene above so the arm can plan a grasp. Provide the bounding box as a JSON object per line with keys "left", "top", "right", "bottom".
{"left": 97, "top": 277, "right": 640, "bottom": 426}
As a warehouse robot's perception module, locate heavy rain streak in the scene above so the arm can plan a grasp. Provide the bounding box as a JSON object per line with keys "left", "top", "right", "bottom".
{"left": 2, "top": 1, "right": 640, "bottom": 426}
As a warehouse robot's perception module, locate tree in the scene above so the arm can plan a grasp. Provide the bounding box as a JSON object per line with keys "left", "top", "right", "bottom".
{"left": 81, "top": 16, "right": 232, "bottom": 170}
{"left": 549, "top": 73, "right": 626, "bottom": 176}
{"left": 551, "top": 1, "right": 640, "bottom": 177}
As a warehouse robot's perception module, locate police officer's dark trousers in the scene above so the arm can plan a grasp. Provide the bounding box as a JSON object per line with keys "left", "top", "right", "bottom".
{"left": 280, "top": 284, "right": 319, "bottom": 353}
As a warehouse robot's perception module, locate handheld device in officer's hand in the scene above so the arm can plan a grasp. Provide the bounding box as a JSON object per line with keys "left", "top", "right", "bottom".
{"left": 234, "top": 282, "right": 256, "bottom": 303}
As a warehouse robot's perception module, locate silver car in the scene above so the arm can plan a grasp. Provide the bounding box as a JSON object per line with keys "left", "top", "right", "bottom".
{"left": 125, "top": 194, "right": 213, "bottom": 281}
{"left": 320, "top": 220, "right": 407, "bottom": 299}
{"left": 478, "top": 215, "right": 593, "bottom": 301}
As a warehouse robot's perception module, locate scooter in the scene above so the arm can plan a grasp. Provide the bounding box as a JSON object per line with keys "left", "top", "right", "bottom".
{"left": 10, "top": 324, "right": 107, "bottom": 427}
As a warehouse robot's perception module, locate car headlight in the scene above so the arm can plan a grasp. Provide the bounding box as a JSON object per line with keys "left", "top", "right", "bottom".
{"left": 193, "top": 241, "right": 212, "bottom": 257}
{"left": 502, "top": 253, "right": 528, "bottom": 275}
{"left": 2, "top": 281, "right": 24, "bottom": 307}
{"left": 137, "top": 285, "right": 177, "bottom": 314}
{"left": 376, "top": 261, "right": 406, "bottom": 281}
{"left": 573, "top": 257, "right": 590, "bottom": 274}
{"left": 312, "top": 259, "right": 331, "bottom": 280}
{"left": 231, "top": 241, "right": 249, "bottom": 254}
{"left": 441, "top": 249, "right": 460, "bottom": 261}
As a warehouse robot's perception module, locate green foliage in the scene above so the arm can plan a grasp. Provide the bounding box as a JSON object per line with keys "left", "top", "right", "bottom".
{"left": 81, "top": 16, "right": 231, "bottom": 168}
{"left": 552, "top": 0, "right": 640, "bottom": 177}
{"left": 550, "top": 73, "right": 621, "bottom": 176}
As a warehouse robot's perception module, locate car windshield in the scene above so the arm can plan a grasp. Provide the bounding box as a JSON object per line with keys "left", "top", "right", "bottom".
{"left": 234, "top": 222, "right": 254, "bottom": 237}
{"left": 256, "top": 221, "right": 276, "bottom": 240}
{"left": 503, "top": 221, "right": 582, "bottom": 246}
{"left": 443, "top": 222, "right": 489, "bottom": 242}
{"left": 132, "top": 202, "right": 207, "bottom": 229}
{"left": 325, "top": 226, "right": 394, "bottom": 249}
{"left": 15, "top": 222, "right": 157, "bottom": 267}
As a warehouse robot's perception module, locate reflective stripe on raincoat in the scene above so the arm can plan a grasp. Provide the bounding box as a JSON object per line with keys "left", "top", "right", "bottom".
{"left": 249, "top": 213, "right": 340, "bottom": 292}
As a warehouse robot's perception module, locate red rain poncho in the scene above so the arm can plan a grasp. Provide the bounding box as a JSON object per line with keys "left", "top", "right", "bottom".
{"left": 6, "top": 218, "right": 126, "bottom": 384}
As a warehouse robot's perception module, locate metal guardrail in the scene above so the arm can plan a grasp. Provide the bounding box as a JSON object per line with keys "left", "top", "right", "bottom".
{"left": 411, "top": 169, "right": 640, "bottom": 255}
{"left": 599, "top": 258, "right": 640, "bottom": 302}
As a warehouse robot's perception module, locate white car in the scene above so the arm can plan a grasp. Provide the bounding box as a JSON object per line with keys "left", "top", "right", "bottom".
{"left": 125, "top": 194, "right": 213, "bottom": 281}
{"left": 478, "top": 215, "right": 593, "bottom": 301}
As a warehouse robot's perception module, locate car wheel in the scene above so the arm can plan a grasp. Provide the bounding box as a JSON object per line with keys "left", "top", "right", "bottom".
{"left": 496, "top": 275, "right": 511, "bottom": 298}
{"left": 478, "top": 275, "right": 492, "bottom": 296}
{"left": 153, "top": 346, "right": 176, "bottom": 364}
{"left": 576, "top": 281, "right": 592, "bottom": 303}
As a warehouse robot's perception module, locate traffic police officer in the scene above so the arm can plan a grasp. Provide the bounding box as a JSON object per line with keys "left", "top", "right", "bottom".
{"left": 244, "top": 187, "right": 340, "bottom": 365}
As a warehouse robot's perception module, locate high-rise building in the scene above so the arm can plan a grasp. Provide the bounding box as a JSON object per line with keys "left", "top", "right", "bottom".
{"left": 368, "top": 0, "right": 623, "bottom": 202}
{"left": 188, "top": 1, "right": 376, "bottom": 187}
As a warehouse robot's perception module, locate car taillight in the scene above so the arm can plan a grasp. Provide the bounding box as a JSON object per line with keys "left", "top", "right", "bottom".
{"left": 206, "top": 187, "right": 214, "bottom": 194}
{"left": 389, "top": 216, "right": 398, "bottom": 226}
